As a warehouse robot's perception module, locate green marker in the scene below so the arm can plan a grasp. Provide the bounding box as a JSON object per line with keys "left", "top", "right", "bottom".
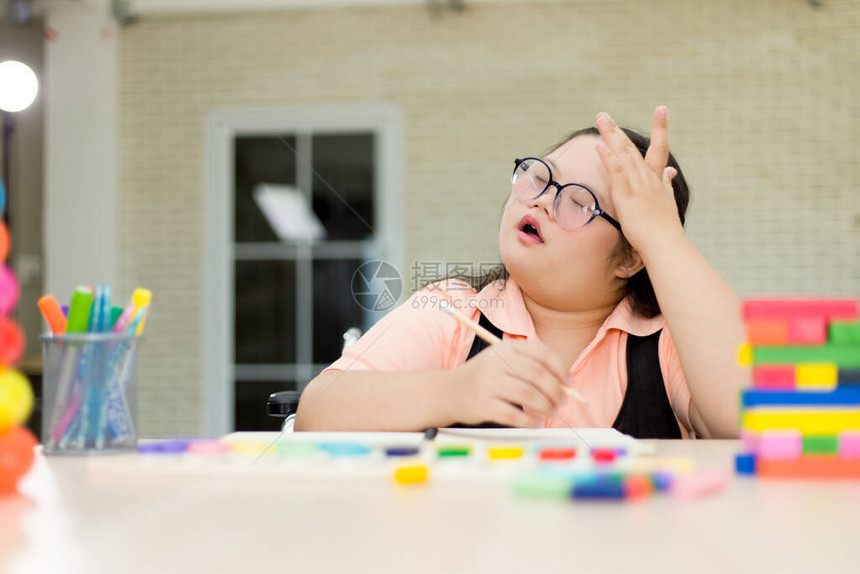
{"left": 66, "top": 287, "right": 94, "bottom": 333}
{"left": 109, "top": 306, "right": 123, "bottom": 330}
{"left": 437, "top": 445, "right": 471, "bottom": 457}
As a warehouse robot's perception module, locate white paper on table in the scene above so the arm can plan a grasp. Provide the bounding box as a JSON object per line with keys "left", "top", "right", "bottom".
{"left": 436, "top": 427, "right": 656, "bottom": 454}
{"left": 252, "top": 183, "right": 327, "bottom": 242}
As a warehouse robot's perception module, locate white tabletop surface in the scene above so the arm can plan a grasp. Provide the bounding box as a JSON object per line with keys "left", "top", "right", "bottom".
{"left": 1, "top": 434, "right": 858, "bottom": 574}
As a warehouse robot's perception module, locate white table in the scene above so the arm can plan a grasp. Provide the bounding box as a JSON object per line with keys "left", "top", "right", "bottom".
{"left": 1, "top": 436, "right": 858, "bottom": 574}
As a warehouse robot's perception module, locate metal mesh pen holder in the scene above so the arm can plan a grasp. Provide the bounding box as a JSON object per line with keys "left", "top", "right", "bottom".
{"left": 41, "top": 333, "right": 142, "bottom": 454}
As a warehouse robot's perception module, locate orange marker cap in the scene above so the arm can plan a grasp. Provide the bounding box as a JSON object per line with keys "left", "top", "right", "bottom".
{"left": 38, "top": 294, "right": 67, "bottom": 335}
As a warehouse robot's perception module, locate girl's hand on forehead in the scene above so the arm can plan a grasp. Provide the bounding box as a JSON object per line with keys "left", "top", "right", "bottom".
{"left": 594, "top": 106, "right": 684, "bottom": 254}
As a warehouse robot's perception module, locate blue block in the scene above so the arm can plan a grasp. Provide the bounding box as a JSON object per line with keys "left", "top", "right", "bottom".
{"left": 319, "top": 442, "right": 372, "bottom": 457}
{"left": 650, "top": 471, "right": 675, "bottom": 492}
{"left": 571, "top": 477, "right": 625, "bottom": 500}
{"left": 385, "top": 446, "right": 420, "bottom": 457}
{"left": 138, "top": 439, "right": 192, "bottom": 454}
{"left": 742, "top": 388, "right": 860, "bottom": 408}
{"left": 735, "top": 453, "right": 757, "bottom": 475}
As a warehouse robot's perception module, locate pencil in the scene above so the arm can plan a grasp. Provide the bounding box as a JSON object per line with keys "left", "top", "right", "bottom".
{"left": 440, "top": 305, "right": 587, "bottom": 405}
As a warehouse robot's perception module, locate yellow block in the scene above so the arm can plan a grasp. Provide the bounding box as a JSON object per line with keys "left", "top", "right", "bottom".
{"left": 796, "top": 363, "right": 838, "bottom": 390}
{"left": 487, "top": 446, "right": 525, "bottom": 460}
{"left": 393, "top": 464, "right": 429, "bottom": 485}
{"left": 228, "top": 440, "right": 272, "bottom": 457}
{"left": 738, "top": 344, "right": 753, "bottom": 366}
{"left": 743, "top": 409, "right": 860, "bottom": 434}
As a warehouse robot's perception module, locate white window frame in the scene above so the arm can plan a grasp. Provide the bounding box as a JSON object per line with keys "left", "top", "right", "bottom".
{"left": 205, "top": 105, "right": 403, "bottom": 436}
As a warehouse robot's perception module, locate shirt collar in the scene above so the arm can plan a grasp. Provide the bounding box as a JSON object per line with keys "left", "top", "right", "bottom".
{"left": 475, "top": 278, "right": 664, "bottom": 339}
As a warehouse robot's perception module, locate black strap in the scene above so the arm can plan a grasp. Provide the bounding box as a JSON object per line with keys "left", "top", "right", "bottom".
{"left": 612, "top": 330, "right": 683, "bottom": 439}
{"left": 448, "top": 313, "right": 510, "bottom": 429}
{"left": 466, "top": 313, "right": 501, "bottom": 360}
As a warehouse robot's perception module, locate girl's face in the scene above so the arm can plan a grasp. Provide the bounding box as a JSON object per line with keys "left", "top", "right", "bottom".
{"left": 499, "top": 135, "right": 630, "bottom": 312}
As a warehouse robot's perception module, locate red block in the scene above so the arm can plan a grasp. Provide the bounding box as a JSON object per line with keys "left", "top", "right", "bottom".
{"left": 623, "top": 475, "right": 654, "bottom": 500}
{"left": 743, "top": 298, "right": 858, "bottom": 321}
{"left": 787, "top": 316, "right": 828, "bottom": 345}
{"left": 757, "top": 456, "right": 860, "bottom": 479}
{"left": 591, "top": 448, "right": 617, "bottom": 464}
{"left": 746, "top": 319, "right": 789, "bottom": 346}
{"left": 539, "top": 447, "right": 577, "bottom": 461}
{"left": 752, "top": 365, "right": 795, "bottom": 389}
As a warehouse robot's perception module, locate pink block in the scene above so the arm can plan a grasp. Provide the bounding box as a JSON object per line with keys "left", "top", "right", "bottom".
{"left": 757, "top": 431, "right": 803, "bottom": 460}
{"left": 187, "top": 440, "right": 232, "bottom": 455}
{"left": 788, "top": 317, "right": 828, "bottom": 345}
{"left": 839, "top": 432, "right": 860, "bottom": 459}
{"left": 752, "top": 365, "right": 796, "bottom": 389}
{"left": 671, "top": 470, "right": 729, "bottom": 499}
{"left": 740, "top": 431, "right": 759, "bottom": 453}
{"left": 743, "top": 298, "right": 858, "bottom": 321}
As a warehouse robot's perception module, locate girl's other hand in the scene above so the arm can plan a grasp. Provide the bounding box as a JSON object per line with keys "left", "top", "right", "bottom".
{"left": 447, "top": 339, "right": 571, "bottom": 427}
{"left": 594, "top": 106, "right": 683, "bottom": 254}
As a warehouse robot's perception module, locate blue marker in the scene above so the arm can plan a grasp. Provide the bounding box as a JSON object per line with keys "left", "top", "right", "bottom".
{"left": 92, "top": 286, "right": 112, "bottom": 448}
{"left": 104, "top": 305, "right": 148, "bottom": 442}
{"left": 76, "top": 285, "right": 106, "bottom": 447}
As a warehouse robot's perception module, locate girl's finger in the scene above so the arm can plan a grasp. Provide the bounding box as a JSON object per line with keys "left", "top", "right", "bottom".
{"left": 488, "top": 349, "right": 560, "bottom": 409}
{"left": 595, "top": 140, "right": 631, "bottom": 196}
{"left": 493, "top": 400, "right": 542, "bottom": 428}
{"left": 597, "top": 114, "right": 648, "bottom": 190}
{"left": 662, "top": 166, "right": 677, "bottom": 197}
{"left": 664, "top": 166, "right": 678, "bottom": 181}
{"left": 513, "top": 342, "right": 571, "bottom": 390}
{"left": 645, "top": 106, "right": 670, "bottom": 174}
{"left": 503, "top": 378, "right": 555, "bottom": 417}
{"left": 595, "top": 139, "right": 621, "bottom": 173}
{"left": 595, "top": 112, "right": 639, "bottom": 157}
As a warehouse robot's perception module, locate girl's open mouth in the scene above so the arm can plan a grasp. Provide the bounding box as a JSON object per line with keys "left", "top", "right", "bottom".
{"left": 517, "top": 215, "right": 544, "bottom": 244}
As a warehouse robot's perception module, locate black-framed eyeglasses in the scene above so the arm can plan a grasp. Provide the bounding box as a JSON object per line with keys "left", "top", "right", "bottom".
{"left": 511, "top": 157, "right": 622, "bottom": 233}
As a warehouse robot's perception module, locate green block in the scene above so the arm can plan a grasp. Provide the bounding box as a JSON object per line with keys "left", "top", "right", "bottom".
{"left": 437, "top": 445, "right": 471, "bottom": 457}
{"left": 830, "top": 321, "right": 860, "bottom": 344}
{"left": 276, "top": 442, "right": 319, "bottom": 457}
{"left": 802, "top": 435, "right": 839, "bottom": 455}
{"left": 752, "top": 343, "right": 860, "bottom": 367}
{"left": 510, "top": 473, "right": 574, "bottom": 499}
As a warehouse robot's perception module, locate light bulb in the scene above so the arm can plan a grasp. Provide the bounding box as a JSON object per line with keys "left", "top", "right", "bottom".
{"left": 0, "top": 61, "right": 39, "bottom": 113}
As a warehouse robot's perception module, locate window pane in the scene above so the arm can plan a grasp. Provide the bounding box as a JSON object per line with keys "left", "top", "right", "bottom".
{"left": 235, "top": 380, "right": 295, "bottom": 431}
{"left": 312, "top": 134, "right": 375, "bottom": 240}
{"left": 313, "top": 259, "right": 366, "bottom": 364}
{"left": 235, "top": 261, "right": 296, "bottom": 363}
{"left": 235, "top": 135, "right": 297, "bottom": 242}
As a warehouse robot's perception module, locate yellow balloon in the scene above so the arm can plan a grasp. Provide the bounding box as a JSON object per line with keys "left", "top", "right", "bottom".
{"left": 0, "top": 406, "right": 11, "bottom": 435}
{"left": 0, "top": 368, "right": 33, "bottom": 434}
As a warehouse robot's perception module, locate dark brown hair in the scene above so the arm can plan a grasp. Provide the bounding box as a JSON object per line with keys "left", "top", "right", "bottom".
{"left": 438, "top": 125, "right": 691, "bottom": 319}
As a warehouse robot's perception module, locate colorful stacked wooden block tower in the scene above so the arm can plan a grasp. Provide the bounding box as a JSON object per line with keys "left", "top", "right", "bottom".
{"left": 736, "top": 298, "right": 860, "bottom": 478}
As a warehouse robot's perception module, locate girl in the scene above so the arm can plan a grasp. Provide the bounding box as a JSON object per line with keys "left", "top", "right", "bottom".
{"left": 296, "top": 107, "right": 747, "bottom": 439}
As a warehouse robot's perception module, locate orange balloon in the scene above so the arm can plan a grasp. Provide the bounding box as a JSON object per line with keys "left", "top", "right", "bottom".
{"left": 0, "top": 222, "right": 8, "bottom": 263}
{"left": 0, "top": 426, "right": 37, "bottom": 495}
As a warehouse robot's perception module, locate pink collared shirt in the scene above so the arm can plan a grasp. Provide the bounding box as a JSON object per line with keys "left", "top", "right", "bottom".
{"left": 324, "top": 278, "right": 694, "bottom": 438}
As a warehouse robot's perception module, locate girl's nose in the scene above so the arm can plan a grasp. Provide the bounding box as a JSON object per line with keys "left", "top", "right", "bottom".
{"left": 528, "top": 187, "right": 555, "bottom": 220}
